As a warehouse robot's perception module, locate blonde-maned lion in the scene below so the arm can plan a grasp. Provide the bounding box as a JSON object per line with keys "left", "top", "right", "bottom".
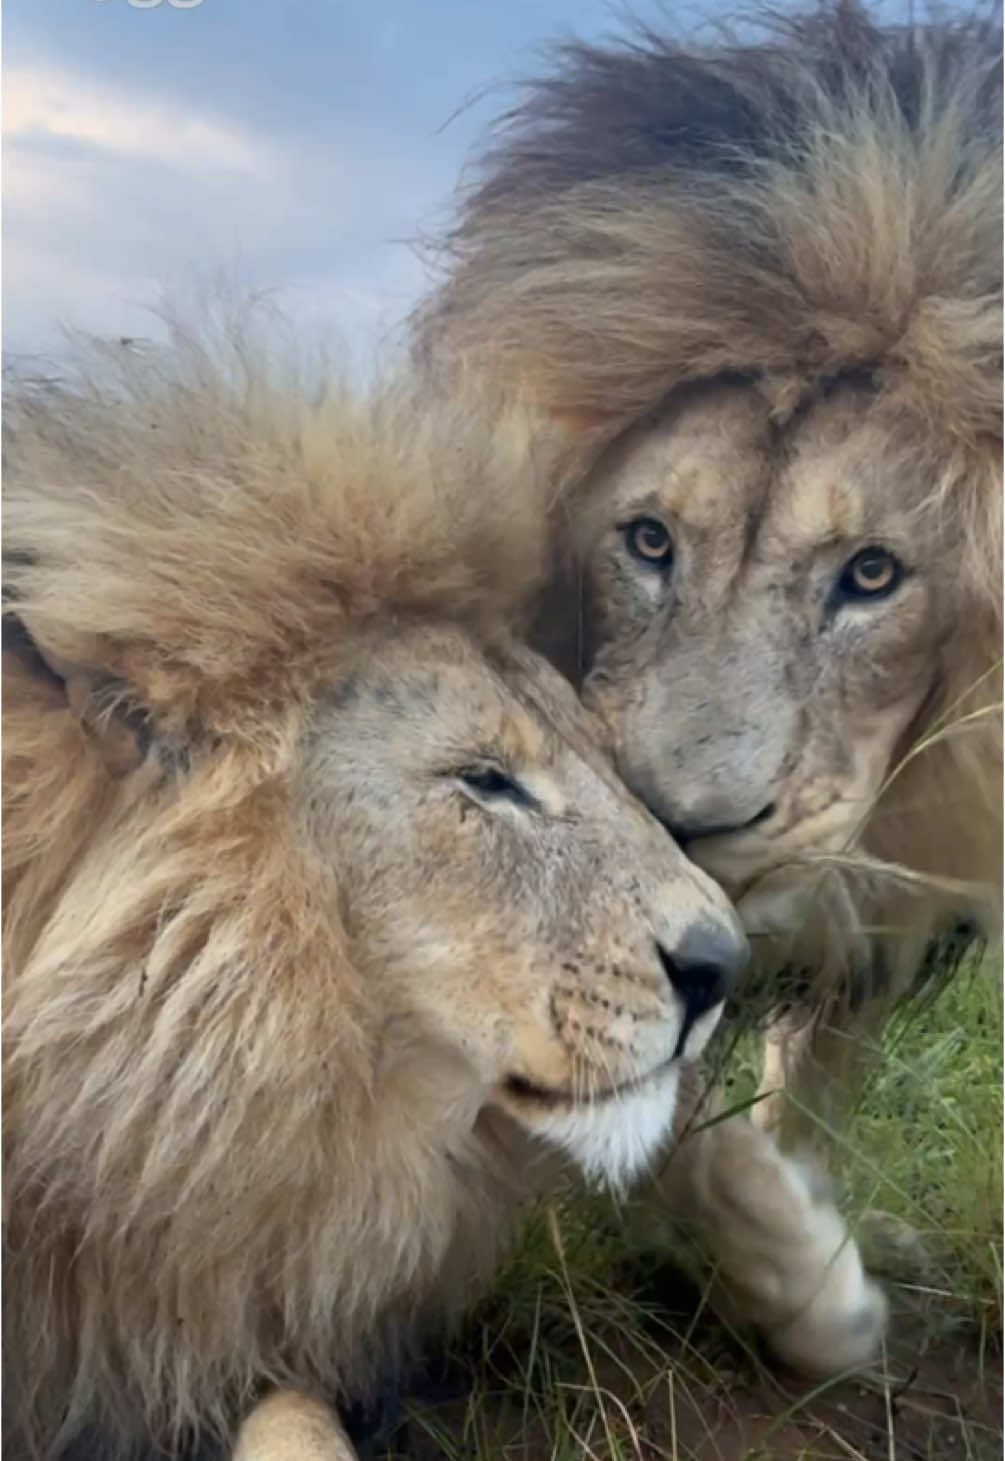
{"left": 415, "top": 0, "right": 1003, "bottom": 1148}
{"left": 3, "top": 326, "right": 885, "bottom": 1461}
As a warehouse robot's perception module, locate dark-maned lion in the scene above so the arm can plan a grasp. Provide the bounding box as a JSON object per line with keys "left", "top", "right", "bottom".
{"left": 415, "top": 0, "right": 1003, "bottom": 1145}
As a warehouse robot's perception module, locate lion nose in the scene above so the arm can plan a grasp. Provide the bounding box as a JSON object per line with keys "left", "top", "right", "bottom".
{"left": 657, "top": 922, "right": 748, "bottom": 1022}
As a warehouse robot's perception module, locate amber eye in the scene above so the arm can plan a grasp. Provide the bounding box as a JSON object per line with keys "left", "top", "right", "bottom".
{"left": 624, "top": 517, "right": 673, "bottom": 569}
{"left": 838, "top": 546, "right": 903, "bottom": 599}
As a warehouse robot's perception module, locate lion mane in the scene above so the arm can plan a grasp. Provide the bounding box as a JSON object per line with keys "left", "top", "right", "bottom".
{"left": 2, "top": 333, "right": 551, "bottom": 1459}
{"left": 416, "top": 0, "right": 1002, "bottom": 1000}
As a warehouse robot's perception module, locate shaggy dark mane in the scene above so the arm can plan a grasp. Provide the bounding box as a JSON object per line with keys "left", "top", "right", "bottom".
{"left": 416, "top": 0, "right": 1002, "bottom": 462}
{"left": 464, "top": 3, "right": 1001, "bottom": 203}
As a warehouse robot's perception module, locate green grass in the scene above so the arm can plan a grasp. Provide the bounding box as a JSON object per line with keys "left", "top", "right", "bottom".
{"left": 382, "top": 963, "right": 1002, "bottom": 1461}
{"left": 838, "top": 966, "right": 1003, "bottom": 1324}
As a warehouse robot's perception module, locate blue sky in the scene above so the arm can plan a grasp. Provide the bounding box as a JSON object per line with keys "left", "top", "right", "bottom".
{"left": 4, "top": 0, "right": 921, "bottom": 364}
{"left": 3, "top": 0, "right": 673, "bottom": 363}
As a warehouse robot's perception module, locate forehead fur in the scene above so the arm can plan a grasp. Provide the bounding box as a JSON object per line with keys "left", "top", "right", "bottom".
{"left": 418, "top": 1, "right": 1002, "bottom": 457}
{"left": 596, "top": 377, "right": 1002, "bottom": 620}
{"left": 4, "top": 332, "right": 549, "bottom": 725}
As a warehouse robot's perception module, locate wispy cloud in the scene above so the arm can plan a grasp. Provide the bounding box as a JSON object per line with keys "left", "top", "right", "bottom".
{"left": 2, "top": 0, "right": 794, "bottom": 360}
{"left": 4, "top": 62, "right": 270, "bottom": 173}
{"left": 1, "top": 52, "right": 435, "bottom": 358}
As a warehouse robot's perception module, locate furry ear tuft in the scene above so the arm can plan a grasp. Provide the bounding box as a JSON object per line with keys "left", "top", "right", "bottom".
{"left": 61, "top": 669, "right": 152, "bottom": 779}
{"left": 3, "top": 612, "right": 155, "bottom": 778}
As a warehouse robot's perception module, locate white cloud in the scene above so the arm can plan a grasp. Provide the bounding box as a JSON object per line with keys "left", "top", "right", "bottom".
{"left": 3, "top": 63, "right": 271, "bottom": 175}
{"left": 0, "top": 50, "right": 457, "bottom": 359}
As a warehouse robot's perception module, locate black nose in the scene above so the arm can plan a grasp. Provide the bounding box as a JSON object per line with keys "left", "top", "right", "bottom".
{"left": 658, "top": 922, "right": 748, "bottom": 1021}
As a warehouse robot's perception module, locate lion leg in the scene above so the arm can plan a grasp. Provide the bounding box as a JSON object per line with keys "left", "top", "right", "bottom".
{"left": 232, "top": 1392, "right": 359, "bottom": 1461}
{"left": 750, "top": 1007, "right": 812, "bottom": 1140}
{"left": 658, "top": 1106, "right": 887, "bottom": 1375}
{"left": 752, "top": 996, "right": 887, "bottom": 1157}
{"left": 753, "top": 999, "right": 942, "bottom": 1281}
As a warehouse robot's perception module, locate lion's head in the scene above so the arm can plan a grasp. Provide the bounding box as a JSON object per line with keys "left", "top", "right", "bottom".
{"left": 3, "top": 330, "right": 743, "bottom": 1457}
{"left": 416, "top": 1, "right": 1002, "bottom": 968}
{"left": 574, "top": 378, "right": 1000, "bottom": 925}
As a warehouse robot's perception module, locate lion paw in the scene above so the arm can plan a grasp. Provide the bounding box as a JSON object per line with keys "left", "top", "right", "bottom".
{"left": 751, "top": 1157, "right": 889, "bottom": 1375}
{"left": 762, "top": 1245, "right": 889, "bottom": 1376}
{"left": 232, "top": 1392, "right": 359, "bottom": 1461}
{"left": 683, "top": 1126, "right": 889, "bottom": 1376}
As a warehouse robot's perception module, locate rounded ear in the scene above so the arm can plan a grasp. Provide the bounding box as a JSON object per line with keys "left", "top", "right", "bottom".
{"left": 3, "top": 613, "right": 151, "bottom": 779}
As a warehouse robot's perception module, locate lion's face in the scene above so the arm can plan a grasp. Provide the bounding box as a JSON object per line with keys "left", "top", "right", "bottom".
{"left": 299, "top": 622, "right": 745, "bottom": 1185}
{"left": 574, "top": 382, "right": 959, "bottom": 918}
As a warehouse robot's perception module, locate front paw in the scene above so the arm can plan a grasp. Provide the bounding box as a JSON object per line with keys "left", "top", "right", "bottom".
{"left": 756, "top": 1159, "right": 889, "bottom": 1375}
{"left": 686, "top": 1129, "right": 889, "bottom": 1376}
{"left": 232, "top": 1391, "right": 359, "bottom": 1461}
{"left": 762, "top": 1257, "right": 888, "bottom": 1376}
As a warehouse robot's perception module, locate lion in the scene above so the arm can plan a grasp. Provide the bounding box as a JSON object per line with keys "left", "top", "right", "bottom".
{"left": 414, "top": 0, "right": 1003, "bottom": 1148}
{"left": 3, "top": 328, "right": 885, "bottom": 1461}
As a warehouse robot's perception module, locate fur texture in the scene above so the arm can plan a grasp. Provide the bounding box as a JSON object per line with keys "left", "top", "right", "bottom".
{"left": 4, "top": 326, "right": 754, "bottom": 1460}
{"left": 2, "top": 342, "right": 536, "bottom": 1458}
{"left": 418, "top": 2, "right": 1001, "bottom": 461}
{"left": 416, "top": 0, "right": 1002, "bottom": 1138}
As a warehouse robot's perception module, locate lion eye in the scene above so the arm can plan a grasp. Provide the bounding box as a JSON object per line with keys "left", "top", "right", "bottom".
{"left": 624, "top": 517, "right": 673, "bottom": 569}
{"left": 454, "top": 764, "right": 538, "bottom": 809}
{"left": 460, "top": 767, "right": 518, "bottom": 797}
{"left": 838, "top": 546, "right": 902, "bottom": 599}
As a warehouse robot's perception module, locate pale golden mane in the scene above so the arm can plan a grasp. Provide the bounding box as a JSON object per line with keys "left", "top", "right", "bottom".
{"left": 5, "top": 332, "right": 547, "bottom": 728}
{"left": 2, "top": 330, "right": 547, "bottom": 1458}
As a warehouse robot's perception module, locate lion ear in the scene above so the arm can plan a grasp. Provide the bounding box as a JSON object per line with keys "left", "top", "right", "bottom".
{"left": 3, "top": 613, "right": 152, "bottom": 779}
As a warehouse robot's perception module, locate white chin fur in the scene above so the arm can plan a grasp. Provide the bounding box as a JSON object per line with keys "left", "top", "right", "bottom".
{"left": 534, "top": 1066, "right": 680, "bottom": 1192}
